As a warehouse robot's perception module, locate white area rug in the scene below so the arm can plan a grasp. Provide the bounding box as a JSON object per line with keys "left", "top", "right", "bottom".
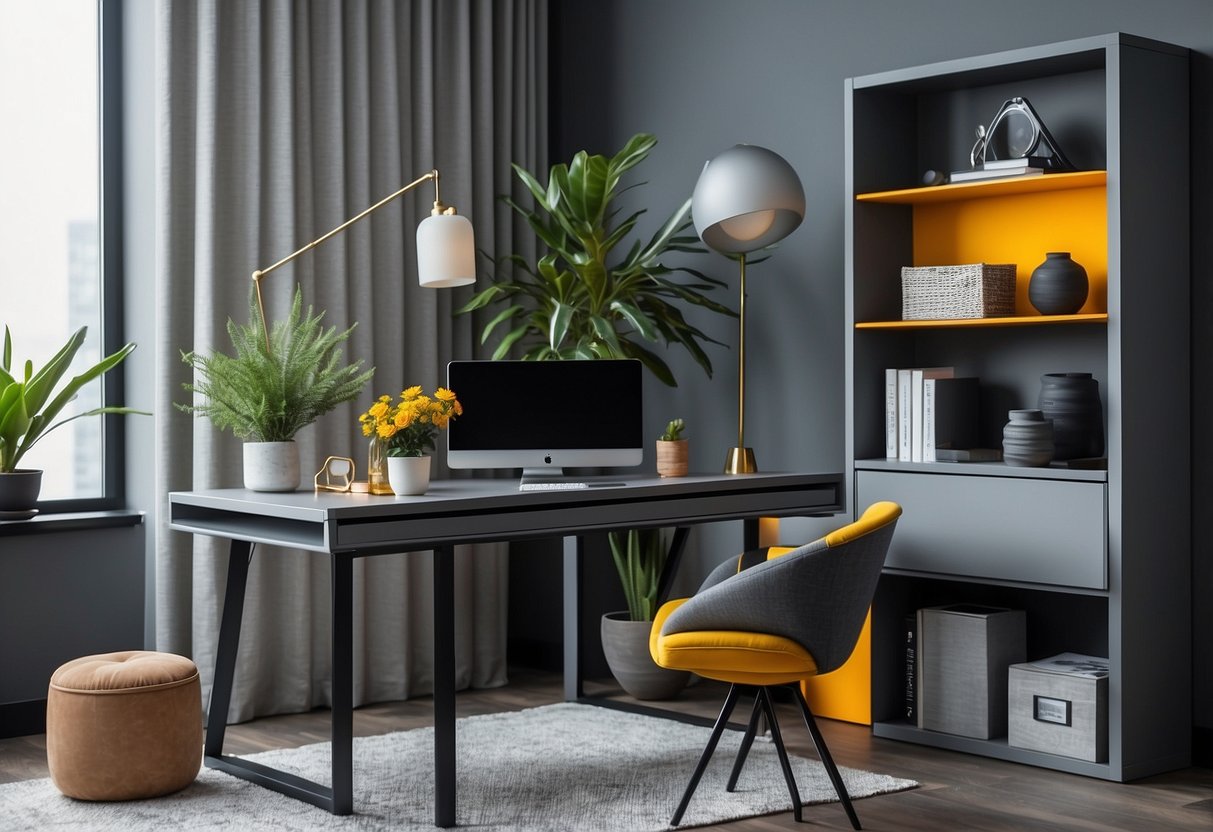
{"left": 0, "top": 702, "right": 916, "bottom": 831}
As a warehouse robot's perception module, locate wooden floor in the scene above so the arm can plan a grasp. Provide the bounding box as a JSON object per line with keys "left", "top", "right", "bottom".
{"left": 2, "top": 667, "right": 1210, "bottom": 831}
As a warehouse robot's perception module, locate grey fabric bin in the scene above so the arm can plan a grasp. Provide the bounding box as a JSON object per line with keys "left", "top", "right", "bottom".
{"left": 920, "top": 604, "right": 1026, "bottom": 739}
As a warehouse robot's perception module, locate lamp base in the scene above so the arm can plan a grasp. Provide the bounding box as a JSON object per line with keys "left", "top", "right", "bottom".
{"left": 724, "top": 447, "right": 757, "bottom": 475}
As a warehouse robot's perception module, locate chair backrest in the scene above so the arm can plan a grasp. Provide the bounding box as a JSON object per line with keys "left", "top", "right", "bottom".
{"left": 662, "top": 502, "right": 901, "bottom": 675}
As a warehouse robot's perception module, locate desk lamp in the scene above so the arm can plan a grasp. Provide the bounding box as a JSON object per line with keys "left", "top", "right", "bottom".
{"left": 250, "top": 169, "right": 475, "bottom": 353}
{"left": 691, "top": 144, "right": 804, "bottom": 474}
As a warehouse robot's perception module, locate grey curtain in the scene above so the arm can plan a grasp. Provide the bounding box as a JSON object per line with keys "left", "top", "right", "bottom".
{"left": 154, "top": 0, "right": 547, "bottom": 722}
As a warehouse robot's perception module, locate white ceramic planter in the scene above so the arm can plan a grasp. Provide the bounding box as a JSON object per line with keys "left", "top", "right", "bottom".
{"left": 242, "top": 441, "right": 300, "bottom": 492}
{"left": 387, "top": 455, "right": 431, "bottom": 496}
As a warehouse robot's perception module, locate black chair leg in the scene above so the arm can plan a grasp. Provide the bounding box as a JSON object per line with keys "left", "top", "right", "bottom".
{"left": 793, "top": 685, "right": 861, "bottom": 830}
{"left": 758, "top": 687, "right": 804, "bottom": 823}
{"left": 670, "top": 683, "right": 741, "bottom": 827}
{"left": 726, "top": 690, "right": 763, "bottom": 792}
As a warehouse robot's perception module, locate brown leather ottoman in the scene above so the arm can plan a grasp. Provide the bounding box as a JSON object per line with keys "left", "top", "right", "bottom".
{"left": 47, "top": 651, "right": 202, "bottom": 800}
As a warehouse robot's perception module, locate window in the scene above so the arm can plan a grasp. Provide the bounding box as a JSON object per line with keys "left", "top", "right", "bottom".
{"left": 0, "top": 0, "right": 123, "bottom": 508}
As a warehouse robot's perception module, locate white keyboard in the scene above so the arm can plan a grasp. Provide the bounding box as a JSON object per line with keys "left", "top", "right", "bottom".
{"left": 518, "top": 481, "right": 590, "bottom": 491}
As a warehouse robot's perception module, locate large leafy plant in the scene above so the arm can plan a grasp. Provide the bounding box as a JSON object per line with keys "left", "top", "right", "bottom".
{"left": 458, "top": 133, "right": 734, "bottom": 386}
{"left": 178, "top": 286, "right": 374, "bottom": 442}
{"left": 0, "top": 326, "right": 144, "bottom": 473}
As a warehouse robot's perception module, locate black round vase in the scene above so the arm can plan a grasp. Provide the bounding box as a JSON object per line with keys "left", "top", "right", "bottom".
{"left": 1028, "top": 252, "right": 1089, "bottom": 315}
{"left": 1037, "top": 372, "right": 1104, "bottom": 460}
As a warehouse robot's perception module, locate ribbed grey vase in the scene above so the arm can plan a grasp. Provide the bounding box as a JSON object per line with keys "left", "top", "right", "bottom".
{"left": 1003, "top": 409, "right": 1054, "bottom": 467}
{"left": 1028, "top": 252, "right": 1088, "bottom": 315}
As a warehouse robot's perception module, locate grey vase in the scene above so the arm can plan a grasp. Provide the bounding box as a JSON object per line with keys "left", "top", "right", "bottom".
{"left": 1038, "top": 372, "right": 1105, "bottom": 460}
{"left": 1003, "top": 409, "right": 1054, "bottom": 467}
{"left": 1028, "top": 252, "right": 1088, "bottom": 315}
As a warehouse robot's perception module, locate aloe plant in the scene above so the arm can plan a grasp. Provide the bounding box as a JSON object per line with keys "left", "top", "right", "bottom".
{"left": 608, "top": 528, "right": 669, "bottom": 622}
{"left": 0, "top": 326, "right": 145, "bottom": 473}
{"left": 457, "top": 133, "right": 734, "bottom": 386}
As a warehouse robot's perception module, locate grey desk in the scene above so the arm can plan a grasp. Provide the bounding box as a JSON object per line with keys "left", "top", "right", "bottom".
{"left": 168, "top": 471, "right": 842, "bottom": 827}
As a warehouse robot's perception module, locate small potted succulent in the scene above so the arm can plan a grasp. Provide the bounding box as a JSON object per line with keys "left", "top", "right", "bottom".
{"left": 656, "top": 418, "right": 688, "bottom": 478}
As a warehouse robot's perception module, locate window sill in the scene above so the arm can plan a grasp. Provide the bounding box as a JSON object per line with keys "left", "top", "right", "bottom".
{"left": 0, "top": 509, "right": 143, "bottom": 538}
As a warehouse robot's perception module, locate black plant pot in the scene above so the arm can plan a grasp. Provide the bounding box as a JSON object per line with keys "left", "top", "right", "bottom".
{"left": 0, "top": 469, "right": 43, "bottom": 518}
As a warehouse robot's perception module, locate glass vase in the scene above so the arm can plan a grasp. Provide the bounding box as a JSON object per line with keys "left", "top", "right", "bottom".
{"left": 367, "top": 436, "right": 394, "bottom": 495}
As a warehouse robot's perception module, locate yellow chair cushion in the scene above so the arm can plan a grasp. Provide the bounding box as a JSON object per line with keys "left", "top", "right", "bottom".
{"left": 652, "top": 598, "right": 819, "bottom": 686}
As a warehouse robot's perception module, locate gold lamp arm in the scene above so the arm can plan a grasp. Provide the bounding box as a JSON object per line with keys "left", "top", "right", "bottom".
{"left": 251, "top": 169, "right": 454, "bottom": 353}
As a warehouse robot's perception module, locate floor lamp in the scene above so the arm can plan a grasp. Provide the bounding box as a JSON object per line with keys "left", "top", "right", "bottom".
{"left": 250, "top": 169, "right": 476, "bottom": 354}
{"left": 691, "top": 145, "right": 805, "bottom": 474}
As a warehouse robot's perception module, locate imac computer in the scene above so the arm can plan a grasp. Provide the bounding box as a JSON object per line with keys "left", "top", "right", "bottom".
{"left": 446, "top": 359, "right": 644, "bottom": 490}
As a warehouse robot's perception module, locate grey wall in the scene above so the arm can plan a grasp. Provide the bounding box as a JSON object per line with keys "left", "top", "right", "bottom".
{"left": 550, "top": 0, "right": 1213, "bottom": 733}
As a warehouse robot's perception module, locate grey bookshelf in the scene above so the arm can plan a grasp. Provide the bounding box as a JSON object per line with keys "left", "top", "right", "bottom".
{"left": 845, "top": 33, "right": 1190, "bottom": 780}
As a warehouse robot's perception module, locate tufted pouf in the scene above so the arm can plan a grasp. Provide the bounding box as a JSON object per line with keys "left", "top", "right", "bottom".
{"left": 47, "top": 651, "right": 202, "bottom": 801}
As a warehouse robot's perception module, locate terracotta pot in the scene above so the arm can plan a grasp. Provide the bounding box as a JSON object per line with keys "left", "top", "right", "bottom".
{"left": 655, "top": 439, "right": 688, "bottom": 477}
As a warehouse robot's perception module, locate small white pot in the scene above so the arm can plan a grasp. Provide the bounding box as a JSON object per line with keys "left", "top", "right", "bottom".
{"left": 387, "top": 455, "right": 431, "bottom": 496}
{"left": 243, "top": 441, "right": 300, "bottom": 492}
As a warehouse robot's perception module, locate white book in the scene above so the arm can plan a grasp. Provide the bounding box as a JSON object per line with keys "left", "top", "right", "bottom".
{"left": 911, "top": 368, "right": 954, "bottom": 462}
{"left": 885, "top": 369, "right": 899, "bottom": 459}
{"left": 897, "top": 369, "right": 913, "bottom": 461}
{"left": 923, "top": 378, "right": 938, "bottom": 462}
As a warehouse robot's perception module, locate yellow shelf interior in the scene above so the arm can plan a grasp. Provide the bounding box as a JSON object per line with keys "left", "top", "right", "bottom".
{"left": 856, "top": 170, "right": 1108, "bottom": 323}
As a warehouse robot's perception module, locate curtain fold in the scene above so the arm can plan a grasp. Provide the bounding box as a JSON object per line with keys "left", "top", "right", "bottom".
{"left": 154, "top": 0, "right": 547, "bottom": 722}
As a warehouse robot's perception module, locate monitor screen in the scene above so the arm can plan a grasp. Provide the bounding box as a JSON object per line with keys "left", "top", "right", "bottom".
{"left": 446, "top": 359, "right": 644, "bottom": 475}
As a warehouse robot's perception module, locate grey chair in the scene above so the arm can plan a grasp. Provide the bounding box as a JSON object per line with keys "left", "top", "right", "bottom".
{"left": 650, "top": 501, "right": 902, "bottom": 828}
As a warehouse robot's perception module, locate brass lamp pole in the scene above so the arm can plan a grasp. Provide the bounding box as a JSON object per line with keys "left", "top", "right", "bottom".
{"left": 250, "top": 169, "right": 475, "bottom": 353}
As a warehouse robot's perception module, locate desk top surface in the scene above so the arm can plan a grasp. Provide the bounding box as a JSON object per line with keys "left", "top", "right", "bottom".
{"left": 168, "top": 471, "right": 843, "bottom": 553}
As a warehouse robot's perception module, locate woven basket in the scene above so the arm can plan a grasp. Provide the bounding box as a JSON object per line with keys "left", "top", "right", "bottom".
{"left": 901, "top": 263, "right": 1016, "bottom": 320}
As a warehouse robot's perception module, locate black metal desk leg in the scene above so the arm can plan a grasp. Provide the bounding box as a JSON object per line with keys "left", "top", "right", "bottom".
{"left": 562, "top": 535, "right": 584, "bottom": 701}
{"left": 433, "top": 545, "right": 456, "bottom": 827}
{"left": 204, "top": 539, "right": 253, "bottom": 758}
{"left": 331, "top": 555, "right": 354, "bottom": 815}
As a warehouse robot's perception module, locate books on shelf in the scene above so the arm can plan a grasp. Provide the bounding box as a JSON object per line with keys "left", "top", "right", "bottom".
{"left": 948, "top": 165, "right": 1043, "bottom": 183}
{"left": 884, "top": 368, "right": 985, "bottom": 462}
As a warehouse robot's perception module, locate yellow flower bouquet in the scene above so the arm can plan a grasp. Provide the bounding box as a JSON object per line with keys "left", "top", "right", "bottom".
{"left": 359, "top": 386, "right": 462, "bottom": 458}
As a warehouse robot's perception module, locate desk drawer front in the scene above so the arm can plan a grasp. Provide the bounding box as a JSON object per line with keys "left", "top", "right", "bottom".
{"left": 857, "top": 470, "right": 1107, "bottom": 590}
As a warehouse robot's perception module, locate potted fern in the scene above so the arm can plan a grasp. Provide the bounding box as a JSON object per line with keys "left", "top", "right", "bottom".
{"left": 178, "top": 287, "right": 374, "bottom": 491}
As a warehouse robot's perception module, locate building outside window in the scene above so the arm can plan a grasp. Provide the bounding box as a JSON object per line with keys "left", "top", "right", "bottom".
{"left": 0, "top": 0, "right": 121, "bottom": 507}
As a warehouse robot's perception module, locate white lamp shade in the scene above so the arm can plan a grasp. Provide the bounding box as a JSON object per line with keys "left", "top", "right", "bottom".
{"left": 416, "top": 213, "right": 476, "bottom": 288}
{"left": 691, "top": 144, "right": 805, "bottom": 254}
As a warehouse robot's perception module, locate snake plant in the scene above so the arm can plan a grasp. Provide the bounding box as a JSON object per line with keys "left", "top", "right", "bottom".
{"left": 0, "top": 326, "right": 145, "bottom": 473}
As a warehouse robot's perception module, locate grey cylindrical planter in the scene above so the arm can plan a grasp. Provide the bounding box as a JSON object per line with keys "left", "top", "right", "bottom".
{"left": 0, "top": 469, "right": 43, "bottom": 514}
{"left": 601, "top": 612, "right": 689, "bottom": 701}
{"left": 1002, "top": 409, "right": 1054, "bottom": 467}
